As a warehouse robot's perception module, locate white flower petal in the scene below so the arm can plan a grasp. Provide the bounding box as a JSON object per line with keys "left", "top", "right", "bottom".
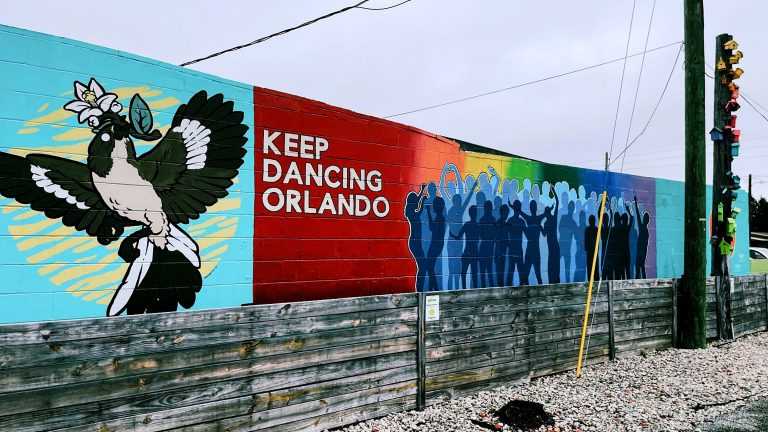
{"left": 88, "top": 117, "right": 100, "bottom": 127}
{"left": 74, "top": 81, "right": 87, "bottom": 100}
{"left": 64, "top": 100, "right": 90, "bottom": 113}
{"left": 89, "top": 78, "right": 105, "bottom": 97}
{"left": 97, "top": 94, "right": 117, "bottom": 111}
{"left": 78, "top": 107, "right": 103, "bottom": 123}
{"left": 110, "top": 102, "right": 123, "bottom": 113}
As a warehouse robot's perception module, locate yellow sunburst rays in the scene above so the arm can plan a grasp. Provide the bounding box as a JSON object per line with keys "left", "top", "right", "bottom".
{"left": 3, "top": 85, "right": 242, "bottom": 307}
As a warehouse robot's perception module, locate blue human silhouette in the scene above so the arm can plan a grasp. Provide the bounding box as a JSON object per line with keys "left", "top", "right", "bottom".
{"left": 451, "top": 205, "right": 481, "bottom": 289}
{"left": 574, "top": 210, "right": 587, "bottom": 282}
{"left": 585, "top": 214, "right": 599, "bottom": 281}
{"left": 506, "top": 199, "right": 527, "bottom": 286}
{"left": 558, "top": 199, "right": 577, "bottom": 282}
{"left": 405, "top": 184, "right": 428, "bottom": 291}
{"left": 521, "top": 200, "right": 545, "bottom": 285}
{"left": 478, "top": 200, "right": 496, "bottom": 287}
{"left": 425, "top": 196, "right": 447, "bottom": 291}
{"left": 446, "top": 186, "right": 476, "bottom": 290}
{"left": 543, "top": 192, "right": 560, "bottom": 284}
{"left": 495, "top": 204, "right": 510, "bottom": 287}
{"left": 635, "top": 196, "right": 650, "bottom": 279}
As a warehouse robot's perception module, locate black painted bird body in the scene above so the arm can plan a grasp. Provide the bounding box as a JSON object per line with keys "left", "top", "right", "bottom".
{"left": 0, "top": 79, "right": 248, "bottom": 316}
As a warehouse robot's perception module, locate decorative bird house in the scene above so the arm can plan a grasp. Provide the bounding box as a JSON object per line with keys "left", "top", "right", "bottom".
{"left": 724, "top": 40, "right": 739, "bottom": 50}
{"left": 710, "top": 127, "right": 724, "bottom": 141}
{"left": 731, "top": 129, "right": 741, "bottom": 142}
{"left": 729, "top": 115, "right": 737, "bottom": 128}
{"left": 725, "top": 99, "right": 741, "bottom": 112}
{"left": 731, "top": 68, "right": 744, "bottom": 79}
{"left": 729, "top": 51, "right": 744, "bottom": 64}
{"left": 716, "top": 58, "right": 728, "bottom": 71}
{"left": 731, "top": 142, "right": 740, "bottom": 157}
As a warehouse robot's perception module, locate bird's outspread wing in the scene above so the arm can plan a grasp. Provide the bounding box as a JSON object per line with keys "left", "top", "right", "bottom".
{"left": 0, "top": 152, "right": 129, "bottom": 244}
{"left": 138, "top": 91, "right": 248, "bottom": 224}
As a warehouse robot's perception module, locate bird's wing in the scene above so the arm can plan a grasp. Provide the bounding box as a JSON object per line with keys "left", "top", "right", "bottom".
{"left": 138, "top": 90, "right": 248, "bottom": 224}
{"left": 0, "top": 151, "right": 130, "bottom": 243}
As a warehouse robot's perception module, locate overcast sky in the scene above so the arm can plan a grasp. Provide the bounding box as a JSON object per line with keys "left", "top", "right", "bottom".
{"left": 4, "top": 1, "right": 768, "bottom": 198}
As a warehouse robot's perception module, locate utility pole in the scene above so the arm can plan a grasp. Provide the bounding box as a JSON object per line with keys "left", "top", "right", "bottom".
{"left": 679, "top": 0, "right": 707, "bottom": 349}
{"left": 710, "top": 33, "right": 743, "bottom": 340}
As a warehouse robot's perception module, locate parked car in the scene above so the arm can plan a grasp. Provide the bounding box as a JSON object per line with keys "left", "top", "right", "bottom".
{"left": 749, "top": 247, "right": 768, "bottom": 274}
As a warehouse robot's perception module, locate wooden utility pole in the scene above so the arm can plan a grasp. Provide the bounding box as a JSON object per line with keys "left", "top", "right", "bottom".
{"left": 679, "top": 0, "right": 707, "bottom": 349}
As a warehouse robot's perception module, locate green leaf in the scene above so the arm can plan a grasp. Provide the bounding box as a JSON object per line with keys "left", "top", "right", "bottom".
{"left": 129, "top": 94, "right": 153, "bottom": 135}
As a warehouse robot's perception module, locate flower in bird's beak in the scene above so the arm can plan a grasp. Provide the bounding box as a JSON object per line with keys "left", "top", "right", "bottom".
{"left": 63, "top": 78, "right": 123, "bottom": 127}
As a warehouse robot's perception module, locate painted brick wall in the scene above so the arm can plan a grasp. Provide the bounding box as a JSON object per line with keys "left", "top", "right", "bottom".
{"left": 0, "top": 25, "right": 750, "bottom": 324}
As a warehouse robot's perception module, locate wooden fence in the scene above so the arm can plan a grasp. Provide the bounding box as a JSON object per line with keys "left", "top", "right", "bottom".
{"left": 0, "top": 275, "right": 766, "bottom": 431}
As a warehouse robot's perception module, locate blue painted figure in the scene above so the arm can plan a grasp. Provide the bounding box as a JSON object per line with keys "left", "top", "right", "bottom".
{"left": 543, "top": 192, "right": 560, "bottom": 284}
{"left": 425, "top": 196, "right": 447, "bottom": 291}
{"left": 521, "top": 200, "right": 545, "bottom": 285}
{"left": 558, "top": 199, "right": 577, "bottom": 282}
{"left": 405, "top": 184, "right": 428, "bottom": 291}
{"left": 451, "top": 205, "right": 481, "bottom": 289}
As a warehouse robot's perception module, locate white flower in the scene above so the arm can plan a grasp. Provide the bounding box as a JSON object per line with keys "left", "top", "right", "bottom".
{"left": 63, "top": 78, "right": 121, "bottom": 125}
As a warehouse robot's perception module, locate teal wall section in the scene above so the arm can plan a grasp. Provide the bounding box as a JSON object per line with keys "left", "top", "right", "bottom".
{"left": 0, "top": 25, "right": 254, "bottom": 323}
{"left": 654, "top": 178, "right": 749, "bottom": 278}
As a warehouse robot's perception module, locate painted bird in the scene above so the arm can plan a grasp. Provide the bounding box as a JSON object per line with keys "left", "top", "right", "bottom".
{"left": 0, "top": 78, "right": 248, "bottom": 316}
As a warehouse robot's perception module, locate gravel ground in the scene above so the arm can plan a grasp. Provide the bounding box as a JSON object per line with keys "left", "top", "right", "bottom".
{"left": 334, "top": 332, "right": 768, "bottom": 432}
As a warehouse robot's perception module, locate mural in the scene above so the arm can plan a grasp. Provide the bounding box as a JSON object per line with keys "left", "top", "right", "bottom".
{"left": 0, "top": 25, "right": 751, "bottom": 324}
{"left": 0, "top": 77, "right": 248, "bottom": 316}
{"left": 405, "top": 163, "right": 653, "bottom": 291}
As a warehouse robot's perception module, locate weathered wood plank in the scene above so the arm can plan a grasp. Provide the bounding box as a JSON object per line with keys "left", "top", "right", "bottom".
{"left": 731, "top": 295, "right": 767, "bottom": 310}
{"left": 426, "top": 324, "right": 610, "bottom": 362}
{"left": 54, "top": 378, "right": 417, "bottom": 432}
{"left": 613, "top": 316, "right": 673, "bottom": 335}
{"left": 612, "top": 279, "right": 676, "bottom": 290}
{"left": 428, "top": 283, "right": 591, "bottom": 308}
{"left": 615, "top": 331, "right": 673, "bottom": 353}
{"left": 254, "top": 395, "right": 417, "bottom": 432}
{"left": 0, "top": 353, "right": 417, "bottom": 431}
{"left": 733, "top": 320, "right": 767, "bottom": 337}
{"left": 0, "top": 333, "right": 414, "bottom": 395}
{"left": 731, "top": 310, "right": 768, "bottom": 328}
{"left": 611, "top": 297, "right": 673, "bottom": 312}
{"left": 426, "top": 343, "right": 609, "bottom": 392}
{"left": 426, "top": 303, "right": 608, "bottom": 334}
{"left": 425, "top": 333, "right": 610, "bottom": 377}
{"left": 425, "top": 313, "right": 609, "bottom": 349}
{"left": 0, "top": 319, "right": 417, "bottom": 371}
{"left": 614, "top": 323, "right": 672, "bottom": 344}
{"left": 0, "top": 293, "right": 419, "bottom": 345}
{"left": 0, "top": 347, "right": 415, "bottom": 421}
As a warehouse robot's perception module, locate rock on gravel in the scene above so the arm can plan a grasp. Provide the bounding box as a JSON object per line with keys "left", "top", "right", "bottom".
{"left": 332, "top": 332, "right": 768, "bottom": 432}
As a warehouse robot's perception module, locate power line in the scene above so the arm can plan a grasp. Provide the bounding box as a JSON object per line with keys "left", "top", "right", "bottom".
{"left": 704, "top": 65, "right": 768, "bottom": 125}
{"left": 357, "top": 0, "right": 411, "bottom": 10}
{"left": 608, "top": 0, "right": 637, "bottom": 167}
{"left": 180, "top": 0, "right": 385, "bottom": 67}
{"left": 619, "top": 0, "right": 656, "bottom": 173}
{"left": 608, "top": 43, "right": 683, "bottom": 168}
{"left": 383, "top": 40, "right": 683, "bottom": 118}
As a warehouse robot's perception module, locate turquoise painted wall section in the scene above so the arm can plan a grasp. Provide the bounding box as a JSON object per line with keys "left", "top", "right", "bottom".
{"left": 0, "top": 25, "right": 254, "bottom": 323}
{"left": 654, "top": 178, "right": 749, "bottom": 278}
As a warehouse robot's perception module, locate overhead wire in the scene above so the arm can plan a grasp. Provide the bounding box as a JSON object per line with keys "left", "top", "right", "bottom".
{"left": 607, "top": 0, "right": 637, "bottom": 166}
{"left": 608, "top": 43, "right": 683, "bottom": 168}
{"left": 357, "top": 0, "right": 411, "bottom": 10}
{"left": 619, "top": 0, "right": 656, "bottom": 173}
{"left": 383, "top": 41, "right": 683, "bottom": 118}
{"left": 179, "top": 0, "right": 412, "bottom": 67}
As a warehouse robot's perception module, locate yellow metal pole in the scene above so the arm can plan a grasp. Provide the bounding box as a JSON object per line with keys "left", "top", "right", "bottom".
{"left": 576, "top": 191, "right": 608, "bottom": 378}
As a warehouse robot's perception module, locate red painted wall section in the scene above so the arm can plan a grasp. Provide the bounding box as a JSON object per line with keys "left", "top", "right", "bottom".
{"left": 252, "top": 87, "right": 461, "bottom": 303}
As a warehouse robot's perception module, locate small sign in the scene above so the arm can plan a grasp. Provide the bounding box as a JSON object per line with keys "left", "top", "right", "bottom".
{"left": 425, "top": 295, "right": 440, "bottom": 321}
